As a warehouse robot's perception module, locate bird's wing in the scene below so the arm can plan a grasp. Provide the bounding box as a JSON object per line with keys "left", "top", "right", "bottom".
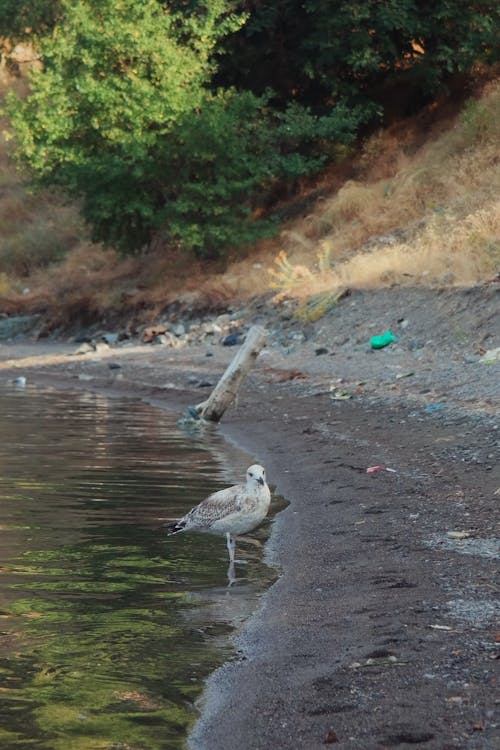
{"left": 187, "top": 483, "right": 246, "bottom": 526}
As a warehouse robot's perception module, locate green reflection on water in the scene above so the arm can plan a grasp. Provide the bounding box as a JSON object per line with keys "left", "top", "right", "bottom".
{"left": 0, "top": 387, "right": 278, "bottom": 750}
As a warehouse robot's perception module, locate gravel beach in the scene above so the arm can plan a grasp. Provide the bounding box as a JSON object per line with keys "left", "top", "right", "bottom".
{"left": 1, "top": 283, "right": 499, "bottom": 749}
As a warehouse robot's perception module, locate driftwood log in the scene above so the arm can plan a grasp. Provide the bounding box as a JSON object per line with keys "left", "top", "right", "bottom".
{"left": 193, "top": 325, "right": 267, "bottom": 423}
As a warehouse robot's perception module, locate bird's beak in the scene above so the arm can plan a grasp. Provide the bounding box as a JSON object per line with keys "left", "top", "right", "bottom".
{"left": 258, "top": 477, "right": 265, "bottom": 486}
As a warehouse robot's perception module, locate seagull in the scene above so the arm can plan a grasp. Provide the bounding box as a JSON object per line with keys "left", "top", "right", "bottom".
{"left": 165, "top": 464, "right": 271, "bottom": 565}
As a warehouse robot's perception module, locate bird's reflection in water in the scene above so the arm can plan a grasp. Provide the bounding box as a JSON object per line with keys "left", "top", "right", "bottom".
{"left": 227, "top": 561, "right": 236, "bottom": 586}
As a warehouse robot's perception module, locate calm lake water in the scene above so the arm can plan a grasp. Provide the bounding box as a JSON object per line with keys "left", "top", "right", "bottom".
{"left": 0, "top": 384, "right": 278, "bottom": 750}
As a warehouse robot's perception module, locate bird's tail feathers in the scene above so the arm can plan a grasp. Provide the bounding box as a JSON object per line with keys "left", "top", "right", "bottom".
{"left": 164, "top": 519, "right": 186, "bottom": 536}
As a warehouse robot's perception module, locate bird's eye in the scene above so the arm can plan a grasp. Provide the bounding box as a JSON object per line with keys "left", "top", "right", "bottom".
{"left": 249, "top": 472, "right": 253, "bottom": 477}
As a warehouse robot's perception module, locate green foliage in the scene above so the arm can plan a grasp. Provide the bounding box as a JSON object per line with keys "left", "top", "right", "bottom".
{"left": 5, "top": 0, "right": 246, "bottom": 253}
{"left": 2, "top": 0, "right": 499, "bottom": 257}
{"left": 0, "top": 0, "right": 63, "bottom": 50}
{"left": 219, "top": 1, "right": 500, "bottom": 105}
{"left": 5, "top": 0, "right": 364, "bottom": 255}
{"left": 158, "top": 92, "right": 365, "bottom": 255}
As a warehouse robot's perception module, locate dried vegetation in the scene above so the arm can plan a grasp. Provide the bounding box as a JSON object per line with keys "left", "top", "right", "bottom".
{"left": 269, "top": 76, "right": 500, "bottom": 304}
{"left": 0, "top": 66, "right": 499, "bottom": 329}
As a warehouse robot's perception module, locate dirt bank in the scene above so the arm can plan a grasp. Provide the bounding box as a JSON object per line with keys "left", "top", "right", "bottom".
{"left": 0, "top": 285, "right": 498, "bottom": 749}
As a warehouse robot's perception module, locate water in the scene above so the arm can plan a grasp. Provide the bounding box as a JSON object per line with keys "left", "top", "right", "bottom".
{"left": 0, "top": 385, "right": 278, "bottom": 749}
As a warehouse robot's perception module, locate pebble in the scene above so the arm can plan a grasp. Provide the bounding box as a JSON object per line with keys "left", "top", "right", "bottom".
{"left": 222, "top": 332, "right": 243, "bottom": 346}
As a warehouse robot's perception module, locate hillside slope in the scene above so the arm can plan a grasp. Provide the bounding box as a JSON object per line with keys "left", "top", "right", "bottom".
{"left": 0, "top": 69, "right": 499, "bottom": 333}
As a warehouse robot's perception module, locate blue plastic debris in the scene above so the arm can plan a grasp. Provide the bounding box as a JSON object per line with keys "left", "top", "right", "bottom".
{"left": 425, "top": 403, "right": 446, "bottom": 412}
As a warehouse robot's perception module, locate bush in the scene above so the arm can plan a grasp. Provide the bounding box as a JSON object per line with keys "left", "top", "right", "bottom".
{"left": 158, "top": 92, "right": 367, "bottom": 256}
{"left": 217, "top": 1, "right": 500, "bottom": 107}
{"left": 4, "top": 0, "right": 498, "bottom": 258}
{"left": 5, "top": 0, "right": 365, "bottom": 256}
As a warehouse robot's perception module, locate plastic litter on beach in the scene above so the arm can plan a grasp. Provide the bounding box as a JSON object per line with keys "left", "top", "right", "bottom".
{"left": 479, "top": 347, "right": 500, "bottom": 364}
{"left": 330, "top": 389, "right": 352, "bottom": 400}
{"left": 425, "top": 403, "right": 447, "bottom": 412}
{"left": 366, "top": 465, "right": 397, "bottom": 473}
{"left": 370, "top": 330, "right": 398, "bottom": 349}
{"left": 446, "top": 530, "right": 472, "bottom": 540}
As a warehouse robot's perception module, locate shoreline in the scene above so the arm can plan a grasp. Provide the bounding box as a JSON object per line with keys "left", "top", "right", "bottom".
{"left": 1, "top": 284, "right": 499, "bottom": 749}
{"left": 187, "top": 395, "right": 499, "bottom": 750}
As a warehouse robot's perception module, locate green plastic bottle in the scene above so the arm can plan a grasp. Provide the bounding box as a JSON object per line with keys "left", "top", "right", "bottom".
{"left": 370, "top": 330, "right": 397, "bottom": 349}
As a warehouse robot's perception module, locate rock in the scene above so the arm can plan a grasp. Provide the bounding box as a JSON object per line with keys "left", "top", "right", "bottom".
{"left": 408, "top": 339, "right": 425, "bottom": 351}
{"left": 221, "top": 332, "right": 244, "bottom": 346}
{"left": 0, "top": 314, "right": 40, "bottom": 341}
{"left": 142, "top": 326, "right": 167, "bottom": 343}
{"left": 215, "top": 314, "right": 231, "bottom": 327}
{"left": 155, "top": 332, "right": 177, "bottom": 346}
{"left": 94, "top": 341, "right": 110, "bottom": 353}
{"left": 74, "top": 342, "right": 95, "bottom": 355}
{"left": 101, "top": 332, "right": 119, "bottom": 345}
{"left": 202, "top": 321, "right": 222, "bottom": 336}
{"left": 446, "top": 530, "right": 472, "bottom": 540}
{"left": 171, "top": 322, "right": 186, "bottom": 337}
{"left": 463, "top": 354, "right": 480, "bottom": 364}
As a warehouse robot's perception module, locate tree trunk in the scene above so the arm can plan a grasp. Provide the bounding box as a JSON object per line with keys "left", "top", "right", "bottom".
{"left": 194, "top": 325, "right": 267, "bottom": 422}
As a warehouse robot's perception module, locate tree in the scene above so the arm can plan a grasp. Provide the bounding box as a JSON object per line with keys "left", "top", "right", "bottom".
{"left": 216, "top": 1, "right": 500, "bottom": 108}
{"left": 154, "top": 92, "right": 365, "bottom": 255}
{"left": 5, "top": 0, "right": 244, "bottom": 251}
{"left": 0, "top": 1, "right": 63, "bottom": 49}
{"left": 5, "top": 0, "right": 364, "bottom": 255}
{"left": 4, "top": 1, "right": 498, "bottom": 256}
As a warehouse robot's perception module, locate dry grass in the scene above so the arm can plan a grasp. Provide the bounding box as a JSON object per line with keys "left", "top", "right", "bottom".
{"left": 285, "top": 201, "right": 499, "bottom": 298}
{"left": 269, "top": 77, "right": 500, "bottom": 302}
{"left": 0, "top": 69, "right": 85, "bottom": 292}
{"left": 0, "top": 65, "right": 499, "bottom": 327}
{"left": 0, "top": 63, "right": 262, "bottom": 324}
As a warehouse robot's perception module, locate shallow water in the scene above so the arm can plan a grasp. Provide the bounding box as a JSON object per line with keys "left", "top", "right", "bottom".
{"left": 0, "top": 385, "right": 277, "bottom": 749}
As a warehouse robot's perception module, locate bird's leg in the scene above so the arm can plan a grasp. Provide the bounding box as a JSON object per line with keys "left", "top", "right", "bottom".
{"left": 226, "top": 532, "right": 236, "bottom": 564}
{"left": 227, "top": 561, "right": 236, "bottom": 586}
{"left": 226, "top": 533, "right": 247, "bottom": 565}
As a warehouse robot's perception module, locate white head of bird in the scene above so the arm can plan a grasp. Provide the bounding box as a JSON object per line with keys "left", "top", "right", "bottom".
{"left": 246, "top": 464, "right": 267, "bottom": 491}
